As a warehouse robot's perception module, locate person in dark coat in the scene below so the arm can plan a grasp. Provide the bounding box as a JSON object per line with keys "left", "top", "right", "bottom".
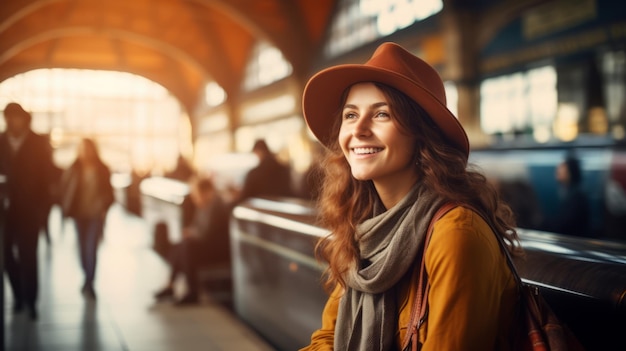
{"left": 0, "top": 102, "right": 55, "bottom": 320}
{"left": 542, "top": 155, "right": 590, "bottom": 237}
{"left": 234, "top": 139, "right": 293, "bottom": 203}
{"left": 60, "top": 138, "right": 114, "bottom": 299}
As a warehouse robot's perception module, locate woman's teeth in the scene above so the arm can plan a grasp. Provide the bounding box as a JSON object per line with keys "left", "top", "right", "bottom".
{"left": 353, "top": 147, "right": 382, "bottom": 155}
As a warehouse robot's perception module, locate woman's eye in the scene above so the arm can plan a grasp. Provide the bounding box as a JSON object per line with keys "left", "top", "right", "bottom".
{"left": 343, "top": 112, "right": 357, "bottom": 120}
{"left": 374, "top": 111, "right": 390, "bottom": 119}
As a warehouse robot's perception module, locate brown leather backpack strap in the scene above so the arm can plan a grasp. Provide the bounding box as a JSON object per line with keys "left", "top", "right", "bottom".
{"left": 401, "top": 202, "right": 458, "bottom": 350}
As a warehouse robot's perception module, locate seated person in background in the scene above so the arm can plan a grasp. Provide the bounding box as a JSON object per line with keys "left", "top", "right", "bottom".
{"left": 233, "top": 139, "right": 293, "bottom": 203}
{"left": 542, "top": 155, "right": 590, "bottom": 237}
{"left": 154, "top": 176, "right": 231, "bottom": 305}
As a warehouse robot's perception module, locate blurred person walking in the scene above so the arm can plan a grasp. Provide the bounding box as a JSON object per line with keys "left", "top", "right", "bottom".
{"left": 0, "top": 102, "right": 56, "bottom": 320}
{"left": 60, "top": 137, "right": 114, "bottom": 299}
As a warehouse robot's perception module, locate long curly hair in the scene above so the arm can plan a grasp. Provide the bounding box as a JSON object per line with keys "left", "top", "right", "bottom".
{"left": 314, "top": 82, "right": 522, "bottom": 292}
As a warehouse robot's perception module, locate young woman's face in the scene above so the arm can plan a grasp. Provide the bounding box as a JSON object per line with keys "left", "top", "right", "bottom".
{"left": 338, "top": 82, "right": 417, "bottom": 191}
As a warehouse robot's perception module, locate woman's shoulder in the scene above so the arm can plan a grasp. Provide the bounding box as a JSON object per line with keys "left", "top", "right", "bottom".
{"left": 434, "top": 205, "right": 490, "bottom": 232}
{"left": 428, "top": 206, "right": 500, "bottom": 257}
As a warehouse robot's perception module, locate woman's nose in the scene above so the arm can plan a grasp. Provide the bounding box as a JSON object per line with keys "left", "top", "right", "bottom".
{"left": 353, "top": 117, "right": 372, "bottom": 137}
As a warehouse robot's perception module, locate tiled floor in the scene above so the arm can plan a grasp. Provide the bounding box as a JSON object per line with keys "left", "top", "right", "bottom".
{"left": 3, "top": 204, "right": 277, "bottom": 351}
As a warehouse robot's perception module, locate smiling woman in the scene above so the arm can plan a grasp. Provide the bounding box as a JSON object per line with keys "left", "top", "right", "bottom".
{"left": 299, "top": 42, "right": 523, "bottom": 351}
{"left": 0, "top": 68, "right": 191, "bottom": 175}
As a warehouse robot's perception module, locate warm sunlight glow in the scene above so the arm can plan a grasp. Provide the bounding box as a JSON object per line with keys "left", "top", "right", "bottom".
{"left": 0, "top": 69, "right": 188, "bottom": 174}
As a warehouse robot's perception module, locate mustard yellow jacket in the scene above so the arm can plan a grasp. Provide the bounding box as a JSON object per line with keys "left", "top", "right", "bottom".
{"left": 300, "top": 206, "right": 518, "bottom": 351}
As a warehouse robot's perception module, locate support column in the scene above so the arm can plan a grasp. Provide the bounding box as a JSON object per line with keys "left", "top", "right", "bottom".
{"left": 441, "top": 5, "right": 491, "bottom": 149}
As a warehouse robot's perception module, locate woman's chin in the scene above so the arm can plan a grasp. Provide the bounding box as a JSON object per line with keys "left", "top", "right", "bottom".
{"left": 350, "top": 172, "right": 373, "bottom": 181}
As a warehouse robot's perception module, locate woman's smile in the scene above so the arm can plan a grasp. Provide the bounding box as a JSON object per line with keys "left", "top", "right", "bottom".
{"left": 351, "top": 146, "right": 384, "bottom": 156}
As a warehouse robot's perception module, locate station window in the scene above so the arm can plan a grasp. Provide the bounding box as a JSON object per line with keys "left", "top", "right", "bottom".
{"left": 480, "top": 66, "right": 557, "bottom": 142}
{"left": 204, "top": 82, "right": 226, "bottom": 107}
{"left": 0, "top": 69, "right": 186, "bottom": 174}
{"left": 325, "top": 0, "right": 443, "bottom": 57}
{"left": 243, "top": 41, "right": 293, "bottom": 91}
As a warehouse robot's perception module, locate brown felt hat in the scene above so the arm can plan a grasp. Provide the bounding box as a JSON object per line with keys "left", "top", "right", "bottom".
{"left": 302, "top": 42, "right": 469, "bottom": 159}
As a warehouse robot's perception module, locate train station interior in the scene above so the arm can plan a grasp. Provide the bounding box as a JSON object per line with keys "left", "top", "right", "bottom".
{"left": 2, "top": 0, "right": 626, "bottom": 350}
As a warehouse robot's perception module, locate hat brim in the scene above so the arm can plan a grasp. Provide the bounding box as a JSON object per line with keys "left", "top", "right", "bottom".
{"left": 302, "top": 64, "right": 469, "bottom": 158}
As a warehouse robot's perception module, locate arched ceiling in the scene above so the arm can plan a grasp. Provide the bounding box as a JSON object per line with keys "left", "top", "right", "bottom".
{"left": 0, "top": 0, "right": 337, "bottom": 114}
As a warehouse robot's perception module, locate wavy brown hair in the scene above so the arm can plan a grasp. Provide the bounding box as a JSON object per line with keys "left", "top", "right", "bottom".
{"left": 314, "top": 82, "right": 523, "bottom": 292}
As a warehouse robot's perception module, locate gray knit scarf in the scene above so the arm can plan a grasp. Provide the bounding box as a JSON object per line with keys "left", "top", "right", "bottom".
{"left": 334, "top": 182, "right": 445, "bottom": 351}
